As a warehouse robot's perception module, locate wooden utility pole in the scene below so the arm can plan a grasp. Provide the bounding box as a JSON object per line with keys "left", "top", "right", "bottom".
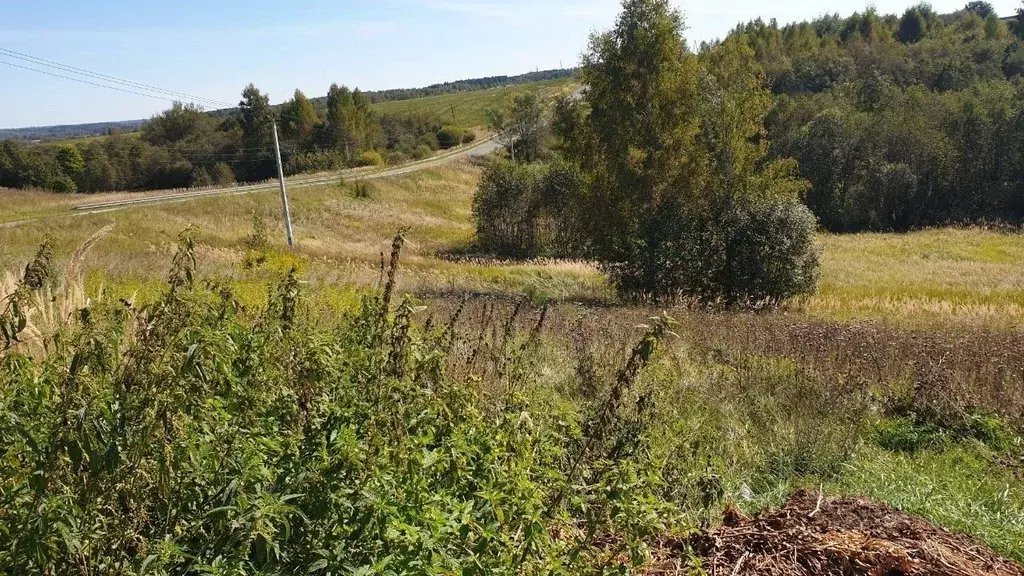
{"left": 272, "top": 120, "right": 295, "bottom": 247}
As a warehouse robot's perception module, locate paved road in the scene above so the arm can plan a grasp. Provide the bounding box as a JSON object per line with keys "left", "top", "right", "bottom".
{"left": 1, "top": 136, "right": 502, "bottom": 228}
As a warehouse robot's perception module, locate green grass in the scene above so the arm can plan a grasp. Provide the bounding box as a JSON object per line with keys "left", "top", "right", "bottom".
{"left": 371, "top": 77, "right": 579, "bottom": 127}
{"left": 829, "top": 444, "right": 1024, "bottom": 562}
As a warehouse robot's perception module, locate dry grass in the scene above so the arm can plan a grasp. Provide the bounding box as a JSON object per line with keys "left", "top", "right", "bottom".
{"left": 0, "top": 161, "right": 610, "bottom": 303}
{"left": 3, "top": 164, "right": 1024, "bottom": 329}
{"left": 799, "top": 228, "right": 1024, "bottom": 326}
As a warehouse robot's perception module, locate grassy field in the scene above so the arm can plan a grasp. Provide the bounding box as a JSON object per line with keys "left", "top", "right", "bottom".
{"left": 371, "top": 77, "right": 579, "bottom": 127}
{"left": 3, "top": 160, "right": 1023, "bottom": 326}
{"left": 3, "top": 159, "right": 1024, "bottom": 567}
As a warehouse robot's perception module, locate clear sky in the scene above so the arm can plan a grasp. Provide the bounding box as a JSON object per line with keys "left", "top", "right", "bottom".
{"left": 1, "top": 0, "right": 1019, "bottom": 128}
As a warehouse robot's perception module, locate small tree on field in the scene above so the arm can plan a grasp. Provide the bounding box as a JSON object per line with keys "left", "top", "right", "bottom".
{"left": 486, "top": 92, "right": 547, "bottom": 162}
{"left": 473, "top": 160, "right": 542, "bottom": 256}
{"left": 554, "top": 0, "right": 819, "bottom": 302}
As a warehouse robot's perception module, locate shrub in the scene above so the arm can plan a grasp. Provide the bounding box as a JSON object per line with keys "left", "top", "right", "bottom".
{"left": 48, "top": 174, "right": 77, "bottom": 194}
{"left": 288, "top": 150, "right": 346, "bottom": 175}
{"left": 472, "top": 159, "right": 542, "bottom": 256}
{"left": 411, "top": 144, "right": 434, "bottom": 160}
{"left": 536, "top": 160, "right": 586, "bottom": 255}
{"left": 211, "top": 161, "right": 236, "bottom": 185}
{"left": 418, "top": 132, "right": 440, "bottom": 151}
{"left": 243, "top": 210, "right": 271, "bottom": 268}
{"left": 609, "top": 197, "right": 820, "bottom": 302}
{"left": 352, "top": 180, "right": 374, "bottom": 199}
{"left": 355, "top": 150, "right": 386, "bottom": 167}
{"left": 386, "top": 150, "right": 409, "bottom": 165}
{"left": 190, "top": 165, "right": 213, "bottom": 187}
{"left": 437, "top": 125, "right": 467, "bottom": 148}
{"left": 462, "top": 130, "right": 477, "bottom": 144}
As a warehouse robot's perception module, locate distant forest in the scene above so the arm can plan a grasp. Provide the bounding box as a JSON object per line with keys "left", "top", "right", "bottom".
{"left": 0, "top": 68, "right": 575, "bottom": 142}
{"left": 361, "top": 68, "right": 576, "bottom": 104}
{"left": 0, "top": 120, "right": 145, "bottom": 143}
{"left": 736, "top": 2, "right": 1024, "bottom": 230}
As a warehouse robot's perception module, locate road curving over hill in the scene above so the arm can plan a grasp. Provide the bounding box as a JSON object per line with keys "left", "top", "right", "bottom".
{"left": 1, "top": 136, "right": 502, "bottom": 228}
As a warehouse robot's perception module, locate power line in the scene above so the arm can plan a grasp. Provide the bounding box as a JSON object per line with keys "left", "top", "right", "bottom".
{"left": 0, "top": 59, "right": 183, "bottom": 103}
{"left": 0, "top": 47, "right": 234, "bottom": 108}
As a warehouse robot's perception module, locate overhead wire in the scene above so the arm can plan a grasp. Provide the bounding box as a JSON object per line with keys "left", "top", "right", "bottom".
{"left": 0, "top": 47, "right": 234, "bottom": 108}
{"left": 0, "top": 60, "right": 182, "bottom": 103}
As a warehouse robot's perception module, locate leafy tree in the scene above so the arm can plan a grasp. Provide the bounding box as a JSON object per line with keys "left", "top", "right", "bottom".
{"left": 486, "top": 92, "right": 548, "bottom": 162}
{"left": 142, "top": 101, "right": 214, "bottom": 146}
{"left": 551, "top": 0, "right": 818, "bottom": 301}
{"left": 965, "top": 0, "right": 995, "bottom": 18}
{"left": 55, "top": 145, "right": 85, "bottom": 180}
{"left": 898, "top": 7, "right": 928, "bottom": 43}
{"left": 280, "top": 89, "right": 319, "bottom": 145}
{"left": 239, "top": 83, "right": 273, "bottom": 150}
{"left": 325, "top": 84, "right": 378, "bottom": 162}
{"left": 473, "top": 159, "right": 542, "bottom": 256}
{"left": 238, "top": 84, "right": 275, "bottom": 180}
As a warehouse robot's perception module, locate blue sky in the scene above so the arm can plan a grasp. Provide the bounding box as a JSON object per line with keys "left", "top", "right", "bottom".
{"left": 2, "top": 0, "right": 1020, "bottom": 128}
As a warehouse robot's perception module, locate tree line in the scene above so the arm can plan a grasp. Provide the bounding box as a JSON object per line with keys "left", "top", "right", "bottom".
{"left": 744, "top": 1, "right": 1024, "bottom": 230}
{"left": 0, "top": 83, "right": 475, "bottom": 194}
{"left": 361, "top": 68, "right": 575, "bottom": 104}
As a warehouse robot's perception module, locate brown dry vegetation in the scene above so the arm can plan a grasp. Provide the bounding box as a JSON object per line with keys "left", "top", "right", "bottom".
{"left": 651, "top": 489, "right": 1024, "bottom": 575}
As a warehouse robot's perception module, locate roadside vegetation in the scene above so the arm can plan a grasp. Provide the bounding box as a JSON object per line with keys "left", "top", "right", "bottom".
{"left": 0, "top": 80, "right": 500, "bottom": 195}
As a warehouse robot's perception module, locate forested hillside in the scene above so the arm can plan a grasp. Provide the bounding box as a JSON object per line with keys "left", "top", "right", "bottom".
{"left": 0, "top": 120, "right": 145, "bottom": 142}
{"left": 740, "top": 3, "right": 1024, "bottom": 230}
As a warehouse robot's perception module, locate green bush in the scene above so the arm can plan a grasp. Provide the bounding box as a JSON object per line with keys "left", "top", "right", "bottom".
{"left": 472, "top": 159, "right": 584, "bottom": 258}
{"left": 286, "top": 150, "right": 346, "bottom": 175}
{"left": 411, "top": 144, "right": 434, "bottom": 160}
{"left": 462, "top": 130, "right": 477, "bottom": 144}
{"left": 211, "top": 161, "right": 236, "bottom": 185}
{"left": 355, "top": 150, "right": 386, "bottom": 167}
{"left": 0, "top": 234, "right": 678, "bottom": 574}
{"left": 436, "top": 125, "right": 467, "bottom": 148}
{"left": 472, "top": 159, "right": 542, "bottom": 256}
{"left": 609, "top": 197, "right": 820, "bottom": 302}
{"left": 417, "top": 132, "right": 440, "bottom": 151}
{"left": 48, "top": 174, "right": 78, "bottom": 194}
{"left": 386, "top": 150, "right": 409, "bottom": 165}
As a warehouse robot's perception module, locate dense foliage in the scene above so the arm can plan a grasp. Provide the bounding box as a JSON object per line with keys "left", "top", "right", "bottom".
{"left": 0, "top": 233, "right": 684, "bottom": 574}
{"left": 737, "top": 2, "right": 1024, "bottom": 230}
{"left": 475, "top": 0, "right": 819, "bottom": 303}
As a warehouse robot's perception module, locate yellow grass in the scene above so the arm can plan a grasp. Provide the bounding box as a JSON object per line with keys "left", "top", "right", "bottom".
{"left": 3, "top": 163, "right": 1024, "bottom": 328}
{"left": 796, "top": 229, "right": 1024, "bottom": 326}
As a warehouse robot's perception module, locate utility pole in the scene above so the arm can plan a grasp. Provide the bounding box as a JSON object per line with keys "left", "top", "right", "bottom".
{"left": 272, "top": 120, "right": 295, "bottom": 248}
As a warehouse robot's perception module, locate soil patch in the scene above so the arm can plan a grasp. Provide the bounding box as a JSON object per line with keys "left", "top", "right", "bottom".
{"left": 651, "top": 489, "right": 1023, "bottom": 575}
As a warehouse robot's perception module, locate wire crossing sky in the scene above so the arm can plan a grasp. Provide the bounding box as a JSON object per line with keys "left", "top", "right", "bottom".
{"left": 1, "top": 0, "right": 1020, "bottom": 128}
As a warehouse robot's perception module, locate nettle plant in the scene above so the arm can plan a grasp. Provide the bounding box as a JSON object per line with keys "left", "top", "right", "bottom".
{"left": 0, "top": 230, "right": 682, "bottom": 575}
